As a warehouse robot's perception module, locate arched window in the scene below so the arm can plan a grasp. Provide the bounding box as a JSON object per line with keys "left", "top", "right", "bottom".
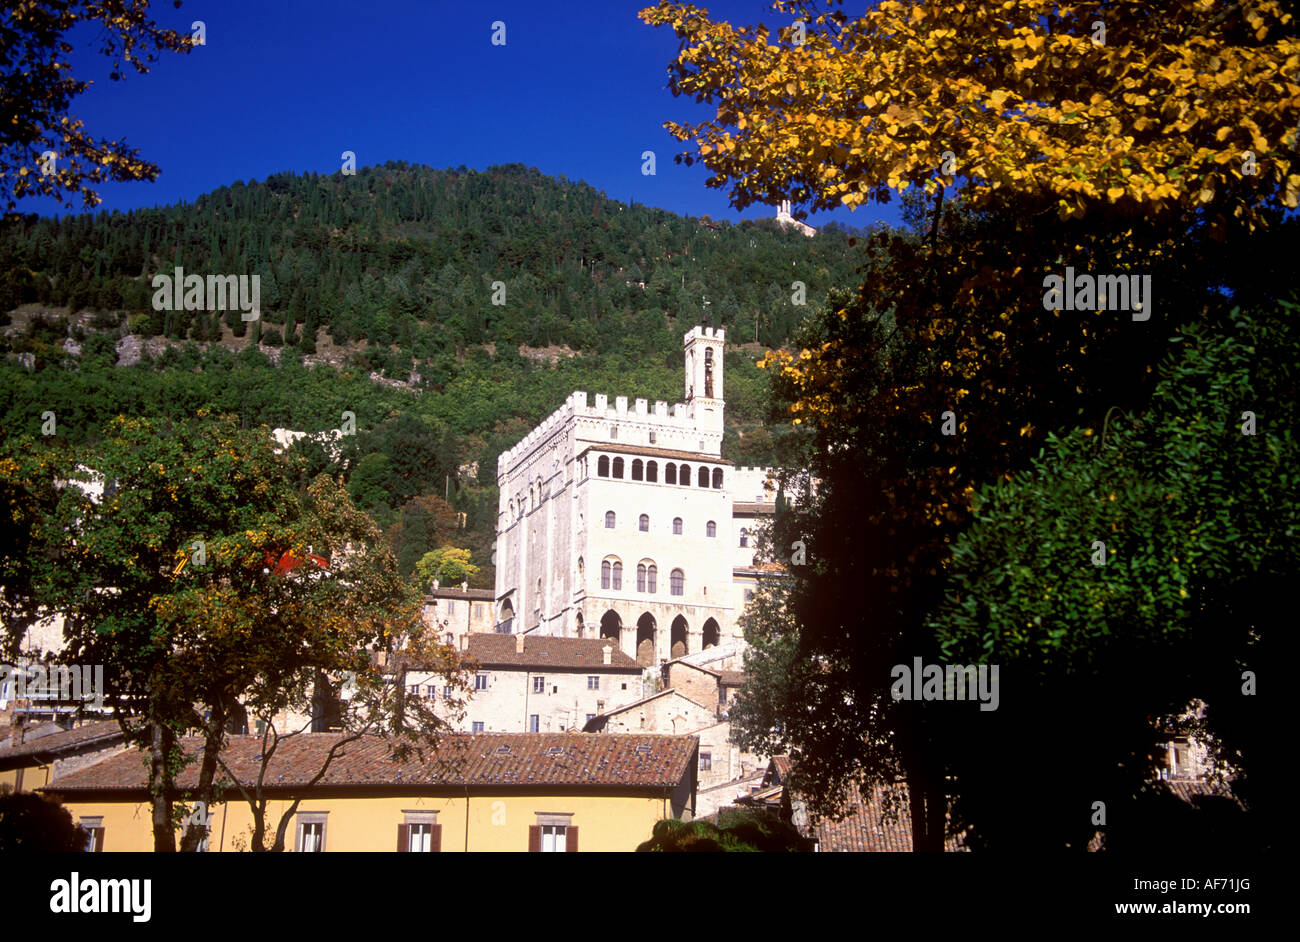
{"left": 597, "top": 455, "right": 609, "bottom": 477}
{"left": 631, "top": 459, "right": 643, "bottom": 481}
{"left": 712, "top": 468, "right": 723, "bottom": 489}
{"left": 672, "top": 517, "right": 682, "bottom": 535}
{"left": 646, "top": 461, "right": 658, "bottom": 483}
{"left": 637, "top": 563, "right": 647, "bottom": 592}
{"left": 639, "top": 513, "right": 649, "bottom": 532}
{"left": 605, "top": 511, "right": 616, "bottom": 529}
{"left": 670, "top": 568, "right": 685, "bottom": 596}
{"left": 706, "top": 520, "right": 717, "bottom": 538}
{"left": 697, "top": 466, "right": 709, "bottom": 488}
{"left": 679, "top": 464, "right": 689, "bottom": 486}
{"left": 665, "top": 463, "right": 677, "bottom": 485}
{"left": 739, "top": 528, "right": 749, "bottom": 547}
{"left": 601, "top": 560, "right": 611, "bottom": 589}
{"left": 612, "top": 457, "right": 624, "bottom": 479}
{"left": 612, "top": 561, "right": 623, "bottom": 590}
{"left": 647, "top": 564, "right": 657, "bottom": 594}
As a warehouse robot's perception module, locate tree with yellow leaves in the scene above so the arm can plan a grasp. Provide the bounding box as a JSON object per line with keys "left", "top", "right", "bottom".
{"left": 0, "top": 1, "right": 195, "bottom": 212}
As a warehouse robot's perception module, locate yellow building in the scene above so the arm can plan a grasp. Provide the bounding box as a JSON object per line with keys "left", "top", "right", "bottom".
{"left": 40, "top": 731, "right": 697, "bottom": 852}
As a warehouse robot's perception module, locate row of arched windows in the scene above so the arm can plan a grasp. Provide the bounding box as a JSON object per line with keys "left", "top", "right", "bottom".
{"left": 595, "top": 455, "right": 724, "bottom": 489}
{"left": 591, "top": 557, "right": 685, "bottom": 596}
{"left": 605, "top": 511, "right": 717, "bottom": 538}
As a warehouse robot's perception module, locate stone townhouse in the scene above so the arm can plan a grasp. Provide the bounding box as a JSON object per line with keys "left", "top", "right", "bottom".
{"left": 405, "top": 634, "right": 646, "bottom": 733}
{"left": 583, "top": 656, "right": 766, "bottom": 814}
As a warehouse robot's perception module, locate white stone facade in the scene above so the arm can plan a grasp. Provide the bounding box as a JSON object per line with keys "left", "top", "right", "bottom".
{"left": 494, "top": 327, "right": 779, "bottom": 669}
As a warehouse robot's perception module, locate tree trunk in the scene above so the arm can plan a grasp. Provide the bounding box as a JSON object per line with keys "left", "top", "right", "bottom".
{"left": 148, "top": 720, "right": 176, "bottom": 853}
{"left": 180, "top": 699, "right": 226, "bottom": 852}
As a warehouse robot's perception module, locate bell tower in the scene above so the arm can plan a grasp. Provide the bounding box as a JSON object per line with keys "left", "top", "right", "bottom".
{"left": 684, "top": 326, "right": 725, "bottom": 434}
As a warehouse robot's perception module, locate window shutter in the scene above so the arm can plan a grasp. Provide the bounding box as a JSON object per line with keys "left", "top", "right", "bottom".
{"left": 430, "top": 824, "right": 442, "bottom": 853}
{"left": 92, "top": 828, "right": 105, "bottom": 852}
{"left": 566, "top": 827, "right": 578, "bottom": 852}
{"left": 528, "top": 825, "right": 541, "bottom": 853}
{"left": 397, "top": 823, "right": 410, "bottom": 852}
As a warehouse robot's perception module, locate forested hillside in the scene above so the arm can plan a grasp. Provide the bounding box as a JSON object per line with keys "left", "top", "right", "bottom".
{"left": 0, "top": 162, "right": 854, "bottom": 590}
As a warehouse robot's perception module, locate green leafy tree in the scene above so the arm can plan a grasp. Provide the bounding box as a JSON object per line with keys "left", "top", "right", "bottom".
{"left": 412, "top": 546, "right": 479, "bottom": 589}
{"left": 0, "top": 791, "right": 88, "bottom": 852}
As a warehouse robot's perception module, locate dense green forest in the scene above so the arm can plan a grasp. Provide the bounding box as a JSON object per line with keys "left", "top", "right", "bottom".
{"left": 0, "top": 162, "right": 854, "bottom": 590}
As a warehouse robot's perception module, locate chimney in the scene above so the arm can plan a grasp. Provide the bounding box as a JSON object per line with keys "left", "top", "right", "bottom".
{"left": 516, "top": 633, "right": 526, "bottom": 654}
{"left": 461, "top": 581, "right": 468, "bottom": 592}
{"left": 432, "top": 580, "right": 439, "bottom": 592}
{"left": 602, "top": 644, "right": 612, "bottom": 666}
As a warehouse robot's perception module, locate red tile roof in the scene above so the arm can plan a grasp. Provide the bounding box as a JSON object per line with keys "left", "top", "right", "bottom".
{"left": 41, "top": 732, "right": 697, "bottom": 793}
{"left": 0, "top": 720, "right": 123, "bottom": 763}
{"left": 427, "top": 587, "right": 496, "bottom": 601}
{"left": 769, "top": 758, "right": 967, "bottom": 852}
{"left": 466, "top": 634, "right": 642, "bottom": 671}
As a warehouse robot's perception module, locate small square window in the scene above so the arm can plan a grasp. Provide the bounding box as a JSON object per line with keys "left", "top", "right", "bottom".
{"left": 472, "top": 721, "right": 485, "bottom": 733}
{"left": 587, "top": 676, "right": 599, "bottom": 690}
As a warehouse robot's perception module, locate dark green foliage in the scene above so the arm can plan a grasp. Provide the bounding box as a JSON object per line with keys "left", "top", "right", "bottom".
{"left": 0, "top": 162, "right": 860, "bottom": 357}
{"left": 0, "top": 790, "right": 88, "bottom": 852}
{"left": 930, "top": 302, "right": 1296, "bottom": 851}
{"left": 636, "top": 808, "right": 812, "bottom": 852}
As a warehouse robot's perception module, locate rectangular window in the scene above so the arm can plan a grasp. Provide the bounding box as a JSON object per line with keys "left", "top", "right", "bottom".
{"left": 407, "top": 822, "right": 434, "bottom": 852}
{"left": 533, "top": 676, "right": 546, "bottom": 693}
{"left": 530, "top": 714, "right": 540, "bottom": 733}
{"left": 472, "top": 721, "right": 485, "bottom": 733}
{"left": 610, "top": 425, "right": 618, "bottom": 439}
{"left": 474, "top": 603, "right": 484, "bottom": 618}
{"left": 442, "top": 686, "right": 451, "bottom": 699}
{"left": 446, "top": 601, "right": 456, "bottom": 614}
{"left": 407, "top": 684, "right": 420, "bottom": 697}
{"left": 296, "top": 817, "right": 327, "bottom": 853}
{"left": 700, "top": 752, "right": 712, "bottom": 771}
{"left": 80, "top": 817, "right": 104, "bottom": 853}
{"left": 587, "top": 676, "right": 599, "bottom": 690}
{"left": 541, "top": 825, "right": 567, "bottom": 852}
{"left": 649, "top": 431, "right": 656, "bottom": 444}
{"left": 475, "top": 674, "right": 488, "bottom": 690}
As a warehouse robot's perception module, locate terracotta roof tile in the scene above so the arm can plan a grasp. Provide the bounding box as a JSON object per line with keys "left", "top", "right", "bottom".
{"left": 466, "top": 634, "right": 642, "bottom": 671}
{"left": 426, "top": 588, "right": 496, "bottom": 601}
{"left": 0, "top": 720, "right": 123, "bottom": 763}
{"left": 41, "top": 732, "right": 698, "bottom": 794}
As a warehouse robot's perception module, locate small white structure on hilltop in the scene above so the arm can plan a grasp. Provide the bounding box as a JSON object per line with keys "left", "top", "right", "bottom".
{"left": 775, "top": 200, "right": 816, "bottom": 237}
{"left": 493, "top": 326, "right": 789, "bottom": 670}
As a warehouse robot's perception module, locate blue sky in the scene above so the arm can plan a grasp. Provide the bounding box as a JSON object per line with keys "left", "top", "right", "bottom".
{"left": 28, "top": 0, "right": 898, "bottom": 230}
